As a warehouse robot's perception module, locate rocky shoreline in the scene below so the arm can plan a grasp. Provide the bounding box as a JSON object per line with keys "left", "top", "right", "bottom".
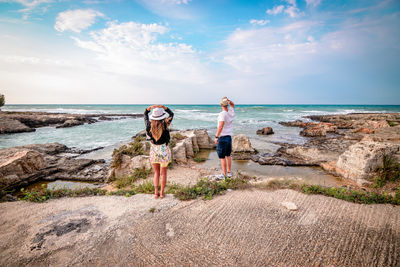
{"left": 0, "top": 111, "right": 143, "bottom": 134}
{"left": 1, "top": 112, "right": 399, "bottom": 200}
{"left": 253, "top": 113, "right": 400, "bottom": 186}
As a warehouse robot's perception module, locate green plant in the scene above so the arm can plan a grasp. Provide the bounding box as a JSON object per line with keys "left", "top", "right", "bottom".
{"left": 172, "top": 133, "right": 186, "bottom": 140}
{"left": 168, "top": 139, "right": 176, "bottom": 149}
{"left": 0, "top": 94, "right": 4, "bottom": 109}
{"left": 111, "top": 136, "right": 147, "bottom": 168}
{"left": 387, "top": 120, "right": 397, "bottom": 127}
{"left": 300, "top": 184, "right": 400, "bottom": 205}
{"left": 173, "top": 177, "right": 248, "bottom": 201}
{"left": 193, "top": 157, "right": 207, "bottom": 163}
{"left": 373, "top": 154, "right": 400, "bottom": 187}
{"left": 114, "top": 167, "right": 151, "bottom": 189}
{"left": 149, "top": 207, "right": 156, "bottom": 213}
{"left": 133, "top": 181, "right": 155, "bottom": 194}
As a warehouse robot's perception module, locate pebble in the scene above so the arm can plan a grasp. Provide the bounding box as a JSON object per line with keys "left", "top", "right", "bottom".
{"left": 281, "top": 201, "right": 298, "bottom": 211}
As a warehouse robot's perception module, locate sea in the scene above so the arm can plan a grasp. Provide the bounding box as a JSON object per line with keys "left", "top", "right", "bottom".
{"left": 2, "top": 104, "right": 400, "bottom": 153}
{"left": 3, "top": 104, "right": 400, "bottom": 186}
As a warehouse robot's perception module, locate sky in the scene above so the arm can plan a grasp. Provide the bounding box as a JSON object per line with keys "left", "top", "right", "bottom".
{"left": 0, "top": 0, "right": 399, "bottom": 104}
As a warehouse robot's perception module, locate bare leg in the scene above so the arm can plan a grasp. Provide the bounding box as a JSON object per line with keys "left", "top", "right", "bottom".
{"left": 226, "top": 156, "right": 232, "bottom": 173}
{"left": 220, "top": 158, "right": 227, "bottom": 176}
{"left": 153, "top": 163, "right": 160, "bottom": 198}
{"left": 160, "top": 166, "right": 167, "bottom": 198}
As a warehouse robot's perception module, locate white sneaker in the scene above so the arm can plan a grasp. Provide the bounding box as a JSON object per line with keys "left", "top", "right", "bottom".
{"left": 227, "top": 172, "right": 232, "bottom": 178}
{"left": 215, "top": 174, "right": 225, "bottom": 180}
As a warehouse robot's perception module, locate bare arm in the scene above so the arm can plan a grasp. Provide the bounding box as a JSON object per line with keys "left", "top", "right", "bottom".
{"left": 228, "top": 99, "right": 235, "bottom": 108}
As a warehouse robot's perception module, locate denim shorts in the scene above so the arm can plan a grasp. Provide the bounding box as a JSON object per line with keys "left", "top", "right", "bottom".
{"left": 217, "top": 136, "right": 232, "bottom": 159}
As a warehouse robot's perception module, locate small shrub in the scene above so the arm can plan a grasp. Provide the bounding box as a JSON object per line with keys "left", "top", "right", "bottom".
{"left": 173, "top": 177, "right": 248, "bottom": 201}
{"left": 168, "top": 139, "right": 176, "bottom": 149}
{"left": 111, "top": 136, "right": 147, "bottom": 168}
{"left": 149, "top": 207, "right": 156, "bottom": 213}
{"left": 115, "top": 167, "right": 151, "bottom": 189}
{"left": 387, "top": 120, "right": 397, "bottom": 127}
{"left": 172, "top": 133, "right": 186, "bottom": 140}
{"left": 133, "top": 181, "right": 155, "bottom": 194}
{"left": 0, "top": 94, "right": 4, "bottom": 108}
{"left": 374, "top": 154, "right": 400, "bottom": 187}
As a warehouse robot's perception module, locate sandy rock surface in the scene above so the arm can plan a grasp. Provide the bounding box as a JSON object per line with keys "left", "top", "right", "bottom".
{"left": 1, "top": 189, "right": 399, "bottom": 266}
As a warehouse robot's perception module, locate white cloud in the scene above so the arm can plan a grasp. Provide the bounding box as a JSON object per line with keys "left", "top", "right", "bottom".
{"left": 0, "top": 0, "right": 52, "bottom": 9}
{"left": 266, "top": 5, "right": 285, "bottom": 15}
{"left": 305, "top": 0, "right": 321, "bottom": 7}
{"left": 162, "top": 0, "right": 191, "bottom": 4}
{"left": 54, "top": 9, "right": 104, "bottom": 33}
{"left": 285, "top": 6, "right": 302, "bottom": 18}
{"left": 249, "top": 19, "right": 270, "bottom": 26}
{"left": 0, "top": 0, "right": 53, "bottom": 18}
{"left": 285, "top": 0, "right": 297, "bottom": 7}
{"left": 72, "top": 21, "right": 207, "bottom": 82}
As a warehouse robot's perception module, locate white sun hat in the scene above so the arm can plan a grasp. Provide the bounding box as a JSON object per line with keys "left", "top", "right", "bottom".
{"left": 149, "top": 107, "right": 168, "bottom": 120}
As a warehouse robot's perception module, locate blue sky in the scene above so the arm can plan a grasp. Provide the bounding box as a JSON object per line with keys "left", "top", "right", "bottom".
{"left": 0, "top": 0, "right": 399, "bottom": 104}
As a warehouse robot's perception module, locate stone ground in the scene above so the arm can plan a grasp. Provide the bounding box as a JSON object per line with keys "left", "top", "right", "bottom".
{"left": 1, "top": 189, "right": 399, "bottom": 266}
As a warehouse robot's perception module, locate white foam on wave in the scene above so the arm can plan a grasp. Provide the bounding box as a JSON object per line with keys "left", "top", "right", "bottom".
{"left": 175, "top": 109, "right": 219, "bottom": 122}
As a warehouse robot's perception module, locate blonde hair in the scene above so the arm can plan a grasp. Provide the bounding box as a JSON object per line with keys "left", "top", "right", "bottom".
{"left": 150, "top": 120, "right": 164, "bottom": 141}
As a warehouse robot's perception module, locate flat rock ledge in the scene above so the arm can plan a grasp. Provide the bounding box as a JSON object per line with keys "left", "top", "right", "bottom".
{"left": 0, "top": 111, "right": 144, "bottom": 134}
{"left": 0, "top": 143, "right": 108, "bottom": 191}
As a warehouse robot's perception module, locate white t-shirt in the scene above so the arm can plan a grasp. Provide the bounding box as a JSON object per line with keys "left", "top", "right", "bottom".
{"left": 218, "top": 107, "right": 235, "bottom": 136}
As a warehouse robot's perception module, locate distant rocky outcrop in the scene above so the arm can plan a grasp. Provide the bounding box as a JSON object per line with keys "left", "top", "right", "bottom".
{"left": 0, "top": 143, "right": 108, "bottom": 190}
{"left": 256, "top": 127, "right": 274, "bottom": 135}
{"left": 0, "top": 117, "right": 35, "bottom": 134}
{"left": 0, "top": 111, "right": 143, "bottom": 134}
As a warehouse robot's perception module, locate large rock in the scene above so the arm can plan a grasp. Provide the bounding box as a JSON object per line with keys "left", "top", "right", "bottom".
{"left": 56, "top": 119, "right": 84, "bottom": 128}
{"left": 257, "top": 127, "right": 274, "bottom": 135}
{"left": 232, "top": 134, "right": 256, "bottom": 160}
{"left": 0, "top": 149, "right": 46, "bottom": 189}
{"left": 108, "top": 155, "right": 151, "bottom": 180}
{"left": 300, "top": 126, "right": 326, "bottom": 137}
{"left": 335, "top": 139, "right": 400, "bottom": 182}
{"left": 0, "top": 117, "right": 35, "bottom": 134}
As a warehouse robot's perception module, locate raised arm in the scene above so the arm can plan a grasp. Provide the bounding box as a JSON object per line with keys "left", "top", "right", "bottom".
{"left": 228, "top": 99, "right": 235, "bottom": 108}
{"left": 144, "top": 108, "right": 151, "bottom": 131}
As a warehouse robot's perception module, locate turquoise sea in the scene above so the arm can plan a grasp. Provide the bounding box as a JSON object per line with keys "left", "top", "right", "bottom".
{"left": 2, "top": 105, "right": 400, "bottom": 154}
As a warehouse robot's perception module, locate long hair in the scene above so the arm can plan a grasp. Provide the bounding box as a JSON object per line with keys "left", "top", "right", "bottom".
{"left": 150, "top": 120, "right": 164, "bottom": 141}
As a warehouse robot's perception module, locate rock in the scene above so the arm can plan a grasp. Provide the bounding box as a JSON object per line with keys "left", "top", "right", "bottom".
{"left": 300, "top": 126, "right": 326, "bottom": 137}
{"left": 0, "top": 117, "right": 35, "bottom": 134}
{"left": 232, "top": 134, "right": 255, "bottom": 153}
{"left": 21, "top": 143, "right": 68, "bottom": 155}
{"left": 0, "top": 111, "right": 144, "bottom": 134}
{"left": 98, "top": 116, "right": 112, "bottom": 121}
{"left": 108, "top": 155, "right": 151, "bottom": 180}
{"left": 279, "top": 120, "right": 312, "bottom": 128}
{"left": 335, "top": 140, "right": 400, "bottom": 182}
{"left": 232, "top": 134, "right": 256, "bottom": 160}
{"left": 281, "top": 201, "right": 298, "bottom": 211}
{"left": 257, "top": 127, "right": 274, "bottom": 135}
{"left": 0, "top": 149, "right": 46, "bottom": 189}
{"left": 353, "top": 128, "right": 375, "bottom": 134}
{"left": 56, "top": 119, "right": 84, "bottom": 128}
{"left": 172, "top": 141, "right": 188, "bottom": 163}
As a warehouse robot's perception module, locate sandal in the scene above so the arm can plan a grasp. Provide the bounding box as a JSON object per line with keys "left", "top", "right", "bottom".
{"left": 154, "top": 193, "right": 159, "bottom": 199}
{"left": 160, "top": 193, "right": 165, "bottom": 199}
